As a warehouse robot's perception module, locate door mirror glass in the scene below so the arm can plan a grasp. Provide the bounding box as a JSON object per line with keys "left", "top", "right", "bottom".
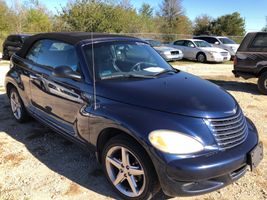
{"left": 214, "top": 41, "right": 220, "bottom": 45}
{"left": 52, "top": 66, "right": 81, "bottom": 81}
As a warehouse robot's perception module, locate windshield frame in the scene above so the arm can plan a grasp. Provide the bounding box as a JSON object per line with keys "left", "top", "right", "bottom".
{"left": 82, "top": 40, "right": 175, "bottom": 81}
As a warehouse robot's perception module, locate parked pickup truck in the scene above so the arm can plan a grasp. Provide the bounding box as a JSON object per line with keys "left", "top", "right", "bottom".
{"left": 233, "top": 32, "right": 267, "bottom": 94}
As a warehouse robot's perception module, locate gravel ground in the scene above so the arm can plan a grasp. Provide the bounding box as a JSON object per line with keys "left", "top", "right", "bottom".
{"left": 0, "top": 61, "right": 266, "bottom": 200}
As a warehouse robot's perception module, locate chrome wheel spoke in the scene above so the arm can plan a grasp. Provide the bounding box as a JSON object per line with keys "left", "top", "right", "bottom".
{"left": 121, "top": 147, "right": 129, "bottom": 166}
{"left": 129, "top": 166, "right": 144, "bottom": 176}
{"left": 106, "top": 157, "right": 122, "bottom": 169}
{"left": 113, "top": 172, "right": 125, "bottom": 186}
{"left": 127, "top": 175, "right": 138, "bottom": 196}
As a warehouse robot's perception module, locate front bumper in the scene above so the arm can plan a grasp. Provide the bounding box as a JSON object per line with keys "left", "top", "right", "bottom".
{"left": 163, "top": 53, "right": 184, "bottom": 61}
{"left": 207, "top": 53, "right": 231, "bottom": 62}
{"left": 152, "top": 125, "right": 260, "bottom": 197}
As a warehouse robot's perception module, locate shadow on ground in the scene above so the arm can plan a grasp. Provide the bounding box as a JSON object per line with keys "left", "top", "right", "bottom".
{"left": 0, "top": 92, "right": 166, "bottom": 199}
{"left": 206, "top": 79, "right": 261, "bottom": 95}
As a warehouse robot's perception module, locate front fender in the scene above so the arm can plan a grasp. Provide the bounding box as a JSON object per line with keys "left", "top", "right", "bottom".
{"left": 88, "top": 97, "right": 217, "bottom": 163}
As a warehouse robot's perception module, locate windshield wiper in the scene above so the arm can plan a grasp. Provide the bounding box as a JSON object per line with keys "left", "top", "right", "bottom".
{"left": 101, "top": 73, "right": 155, "bottom": 80}
{"left": 154, "top": 69, "right": 178, "bottom": 76}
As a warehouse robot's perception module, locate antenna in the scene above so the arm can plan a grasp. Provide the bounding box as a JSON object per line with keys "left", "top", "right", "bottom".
{"left": 91, "top": 32, "right": 97, "bottom": 110}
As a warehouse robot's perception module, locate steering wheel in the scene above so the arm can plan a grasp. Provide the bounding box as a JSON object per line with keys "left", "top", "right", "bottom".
{"left": 130, "top": 62, "right": 149, "bottom": 72}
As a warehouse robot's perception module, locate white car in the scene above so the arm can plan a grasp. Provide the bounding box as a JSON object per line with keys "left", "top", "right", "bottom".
{"left": 144, "top": 39, "right": 183, "bottom": 61}
{"left": 193, "top": 36, "right": 240, "bottom": 58}
{"left": 169, "top": 39, "right": 231, "bottom": 63}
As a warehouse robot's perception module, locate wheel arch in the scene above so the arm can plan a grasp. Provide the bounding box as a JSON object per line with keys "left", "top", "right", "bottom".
{"left": 96, "top": 127, "right": 151, "bottom": 165}
{"left": 257, "top": 67, "right": 267, "bottom": 77}
{"left": 196, "top": 51, "right": 206, "bottom": 59}
{"left": 6, "top": 82, "right": 16, "bottom": 98}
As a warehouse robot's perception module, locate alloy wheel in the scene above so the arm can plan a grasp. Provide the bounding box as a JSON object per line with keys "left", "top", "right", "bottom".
{"left": 105, "top": 146, "right": 146, "bottom": 198}
{"left": 197, "top": 54, "right": 205, "bottom": 62}
{"left": 10, "top": 91, "right": 22, "bottom": 120}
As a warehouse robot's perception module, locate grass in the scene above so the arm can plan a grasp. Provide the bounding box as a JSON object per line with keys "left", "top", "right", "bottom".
{"left": 170, "top": 59, "right": 233, "bottom": 66}
{"left": 0, "top": 87, "right": 5, "bottom": 92}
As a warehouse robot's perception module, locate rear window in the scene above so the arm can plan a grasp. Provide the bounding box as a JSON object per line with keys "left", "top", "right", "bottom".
{"left": 251, "top": 33, "right": 267, "bottom": 48}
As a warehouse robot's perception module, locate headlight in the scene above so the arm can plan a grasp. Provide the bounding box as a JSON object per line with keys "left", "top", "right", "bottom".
{"left": 149, "top": 130, "right": 204, "bottom": 154}
{"left": 163, "top": 51, "right": 170, "bottom": 55}
{"left": 208, "top": 51, "right": 218, "bottom": 55}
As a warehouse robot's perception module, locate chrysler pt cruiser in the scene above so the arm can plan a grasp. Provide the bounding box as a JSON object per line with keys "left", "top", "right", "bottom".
{"left": 5, "top": 32, "right": 263, "bottom": 200}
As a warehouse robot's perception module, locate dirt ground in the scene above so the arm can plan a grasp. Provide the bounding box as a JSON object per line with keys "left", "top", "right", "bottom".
{"left": 0, "top": 61, "right": 267, "bottom": 200}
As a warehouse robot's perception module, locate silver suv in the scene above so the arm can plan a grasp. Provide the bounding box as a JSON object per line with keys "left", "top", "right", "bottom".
{"left": 194, "top": 36, "right": 240, "bottom": 58}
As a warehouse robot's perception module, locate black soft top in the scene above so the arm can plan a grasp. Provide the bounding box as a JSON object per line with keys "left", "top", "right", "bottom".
{"left": 17, "top": 32, "right": 139, "bottom": 58}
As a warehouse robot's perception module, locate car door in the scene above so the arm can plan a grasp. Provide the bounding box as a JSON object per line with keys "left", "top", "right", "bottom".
{"left": 183, "top": 41, "right": 197, "bottom": 59}
{"left": 26, "top": 39, "right": 91, "bottom": 139}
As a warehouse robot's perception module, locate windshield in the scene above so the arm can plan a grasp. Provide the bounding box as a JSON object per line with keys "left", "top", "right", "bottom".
{"left": 218, "top": 37, "right": 236, "bottom": 44}
{"left": 194, "top": 40, "right": 212, "bottom": 47}
{"left": 83, "top": 41, "right": 174, "bottom": 80}
{"left": 146, "top": 40, "right": 162, "bottom": 47}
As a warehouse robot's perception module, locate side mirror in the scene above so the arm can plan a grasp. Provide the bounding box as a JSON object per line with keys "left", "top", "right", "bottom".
{"left": 52, "top": 66, "right": 81, "bottom": 81}
{"left": 214, "top": 41, "right": 220, "bottom": 45}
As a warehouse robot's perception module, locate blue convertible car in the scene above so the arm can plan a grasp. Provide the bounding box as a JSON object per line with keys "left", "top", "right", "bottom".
{"left": 5, "top": 32, "right": 263, "bottom": 200}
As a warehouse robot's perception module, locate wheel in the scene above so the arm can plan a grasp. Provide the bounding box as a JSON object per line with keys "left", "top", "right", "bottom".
{"left": 9, "top": 88, "right": 29, "bottom": 122}
{"left": 2, "top": 48, "right": 10, "bottom": 60}
{"left": 258, "top": 72, "right": 267, "bottom": 95}
{"left": 102, "top": 135, "right": 160, "bottom": 200}
{"left": 197, "top": 53, "right": 206, "bottom": 63}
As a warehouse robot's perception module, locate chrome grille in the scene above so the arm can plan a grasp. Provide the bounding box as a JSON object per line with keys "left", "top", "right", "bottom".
{"left": 205, "top": 109, "right": 248, "bottom": 150}
{"left": 171, "top": 51, "right": 179, "bottom": 55}
{"left": 220, "top": 52, "right": 228, "bottom": 56}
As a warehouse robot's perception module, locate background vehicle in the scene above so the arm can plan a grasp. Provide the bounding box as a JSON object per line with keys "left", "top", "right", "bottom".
{"left": 144, "top": 39, "right": 183, "bottom": 61}
{"left": 194, "top": 36, "right": 240, "bottom": 58}
{"left": 233, "top": 32, "right": 267, "bottom": 94}
{"left": 5, "top": 32, "right": 262, "bottom": 200}
{"left": 2, "top": 34, "right": 30, "bottom": 60}
{"left": 169, "top": 39, "right": 231, "bottom": 63}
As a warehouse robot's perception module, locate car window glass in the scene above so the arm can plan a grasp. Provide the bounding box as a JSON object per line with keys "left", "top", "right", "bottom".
{"left": 251, "top": 34, "right": 267, "bottom": 48}
{"left": 26, "top": 39, "right": 80, "bottom": 72}
{"left": 174, "top": 40, "right": 184, "bottom": 46}
{"left": 184, "top": 41, "right": 195, "bottom": 47}
{"left": 207, "top": 37, "right": 219, "bottom": 44}
{"left": 26, "top": 41, "right": 43, "bottom": 63}
{"left": 84, "top": 41, "right": 173, "bottom": 80}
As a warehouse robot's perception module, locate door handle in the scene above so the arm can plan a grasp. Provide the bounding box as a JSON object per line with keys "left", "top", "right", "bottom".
{"left": 29, "top": 74, "right": 38, "bottom": 80}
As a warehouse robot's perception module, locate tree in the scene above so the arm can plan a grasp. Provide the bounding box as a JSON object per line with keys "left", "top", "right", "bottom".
{"left": 59, "top": 0, "right": 143, "bottom": 33}
{"left": 0, "top": 1, "right": 14, "bottom": 33}
{"left": 139, "top": 3, "right": 153, "bottom": 18}
{"left": 23, "top": 8, "right": 52, "bottom": 32}
{"left": 211, "top": 12, "right": 245, "bottom": 36}
{"left": 158, "top": 0, "right": 184, "bottom": 34}
{"left": 193, "top": 14, "right": 213, "bottom": 35}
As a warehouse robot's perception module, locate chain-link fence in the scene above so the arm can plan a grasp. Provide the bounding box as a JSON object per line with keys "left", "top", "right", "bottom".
{"left": 119, "top": 33, "right": 244, "bottom": 44}
{"left": 0, "top": 31, "right": 245, "bottom": 52}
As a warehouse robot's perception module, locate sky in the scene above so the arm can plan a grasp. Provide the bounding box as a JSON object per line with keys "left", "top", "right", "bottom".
{"left": 7, "top": 0, "right": 267, "bottom": 32}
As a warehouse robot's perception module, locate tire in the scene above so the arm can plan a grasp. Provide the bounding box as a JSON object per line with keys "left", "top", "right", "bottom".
{"left": 102, "top": 135, "right": 160, "bottom": 200}
{"left": 2, "top": 48, "right": 10, "bottom": 60}
{"left": 9, "top": 88, "right": 29, "bottom": 123}
{"left": 197, "top": 53, "right": 206, "bottom": 63}
{"left": 257, "top": 72, "right": 267, "bottom": 95}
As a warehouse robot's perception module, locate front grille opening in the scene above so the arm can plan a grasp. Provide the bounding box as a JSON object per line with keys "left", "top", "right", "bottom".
{"left": 205, "top": 109, "right": 248, "bottom": 150}
{"left": 231, "top": 165, "right": 247, "bottom": 179}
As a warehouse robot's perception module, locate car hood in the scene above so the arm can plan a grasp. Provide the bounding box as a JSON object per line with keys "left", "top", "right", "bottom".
{"left": 199, "top": 47, "right": 228, "bottom": 53}
{"left": 154, "top": 46, "right": 180, "bottom": 52}
{"left": 97, "top": 72, "right": 237, "bottom": 118}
